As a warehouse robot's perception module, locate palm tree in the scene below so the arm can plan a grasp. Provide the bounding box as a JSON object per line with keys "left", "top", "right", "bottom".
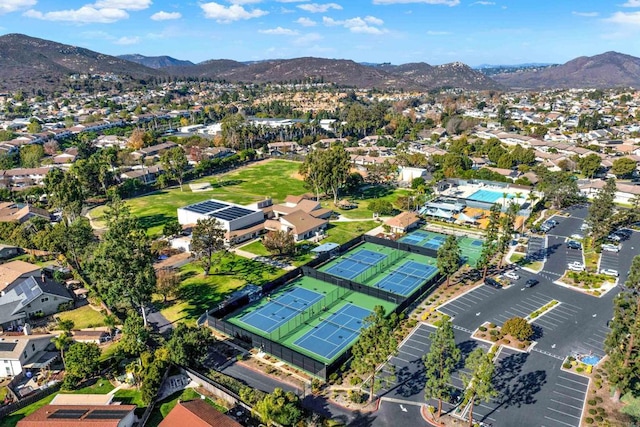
{"left": 58, "top": 319, "right": 74, "bottom": 335}
{"left": 502, "top": 192, "right": 508, "bottom": 209}
{"left": 53, "top": 333, "right": 73, "bottom": 368}
{"left": 103, "top": 314, "right": 118, "bottom": 339}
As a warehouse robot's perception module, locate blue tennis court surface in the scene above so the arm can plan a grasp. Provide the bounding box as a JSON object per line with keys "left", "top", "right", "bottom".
{"left": 471, "top": 239, "right": 483, "bottom": 247}
{"left": 467, "top": 189, "right": 514, "bottom": 203}
{"left": 323, "top": 249, "right": 387, "bottom": 280}
{"left": 240, "top": 287, "right": 324, "bottom": 333}
{"left": 294, "top": 304, "right": 371, "bottom": 361}
{"left": 421, "top": 236, "right": 445, "bottom": 250}
{"left": 372, "top": 261, "right": 438, "bottom": 296}
{"left": 398, "top": 230, "right": 430, "bottom": 245}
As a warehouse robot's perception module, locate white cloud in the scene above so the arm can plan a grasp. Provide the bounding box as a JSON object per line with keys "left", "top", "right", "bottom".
{"left": 605, "top": 11, "right": 640, "bottom": 24}
{"left": 200, "top": 2, "right": 268, "bottom": 22}
{"left": 259, "top": 26, "right": 299, "bottom": 35}
{"left": 0, "top": 0, "right": 36, "bottom": 15}
{"left": 373, "top": 0, "right": 459, "bottom": 5}
{"left": 24, "top": 6, "right": 129, "bottom": 23}
{"left": 295, "top": 17, "right": 316, "bottom": 26}
{"left": 228, "top": 0, "right": 263, "bottom": 4}
{"left": 293, "top": 32, "right": 322, "bottom": 45}
{"left": 151, "top": 11, "right": 181, "bottom": 20}
{"left": 322, "top": 16, "right": 387, "bottom": 34}
{"left": 277, "top": 0, "right": 310, "bottom": 2}
{"left": 298, "top": 3, "right": 342, "bottom": 13}
{"left": 622, "top": 0, "right": 640, "bottom": 7}
{"left": 572, "top": 11, "right": 598, "bottom": 17}
{"left": 426, "top": 30, "right": 451, "bottom": 35}
{"left": 471, "top": 1, "right": 495, "bottom": 5}
{"left": 114, "top": 36, "right": 140, "bottom": 45}
{"left": 93, "top": 0, "right": 151, "bottom": 11}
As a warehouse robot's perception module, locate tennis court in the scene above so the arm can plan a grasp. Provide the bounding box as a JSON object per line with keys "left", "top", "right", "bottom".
{"left": 399, "top": 230, "right": 485, "bottom": 267}
{"left": 293, "top": 303, "right": 371, "bottom": 361}
{"left": 371, "top": 260, "right": 439, "bottom": 296}
{"left": 239, "top": 287, "right": 324, "bottom": 333}
{"left": 322, "top": 248, "right": 388, "bottom": 280}
{"left": 457, "top": 236, "right": 484, "bottom": 267}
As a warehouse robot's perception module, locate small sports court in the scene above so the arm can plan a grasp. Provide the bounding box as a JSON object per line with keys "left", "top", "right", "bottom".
{"left": 321, "top": 248, "right": 387, "bottom": 280}
{"left": 293, "top": 303, "right": 371, "bottom": 361}
{"left": 371, "top": 260, "right": 438, "bottom": 296}
{"left": 399, "top": 230, "right": 484, "bottom": 267}
{"left": 239, "top": 287, "right": 324, "bottom": 333}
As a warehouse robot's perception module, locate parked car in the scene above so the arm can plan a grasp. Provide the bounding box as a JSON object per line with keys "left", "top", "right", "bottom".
{"left": 600, "top": 268, "right": 619, "bottom": 277}
{"left": 607, "top": 234, "right": 622, "bottom": 242}
{"left": 614, "top": 229, "right": 631, "bottom": 240}
{"left": 525, "top": 278, "right": 539, "bottom": 288}
{"left": 601, "top": 243, "right": 620, "bottom": 253}
{"left": 484, "top": 277, "right": 502, "bottom": 289}
{"left": 567, "top": 240, "right": 582, "bottom": 250}
{"left": 568, "top": 261, "right": 585, "bottom": 272}
{"left": 570, "top": 233, "right": 584, "bottom": 240}
{"left": 580, "top": 223, "right": 590, "bottom": 231}
{"left": 504, "top": 271, "right": 520, "bottom": 280}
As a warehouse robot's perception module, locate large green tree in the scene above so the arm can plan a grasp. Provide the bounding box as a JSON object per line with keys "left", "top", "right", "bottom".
{"left": 88, "top": 198, "right": 156, "bottom": 325}
{"left": 299, "top": 145, "right": 351, "bottom": 204}
{"left": 190, "top": 217, "right": 226, "bottom": 276}
{"left": 535, "top": 168, "right": 581, "bottom": 209}
{"left": 424, "top": 318, "right": 460, "bottom": 419}
{"left": 586, "top": 178, "right": 616, "bottom": 244}
{"left": 577, "top": 153, "right": 602, "bottom": 179}
{"left": 611, "top": 157, "right": 637, "bottom": 178}
{"left": 120, "top": 311, "right": 150, "bottom": 356}
{"left": 477, "top": 204, "right": 501, "bottom": 279}
{"left": 437, "top": 234, "right": 461, "bottom": 286}
{"left": 497, "top": 202, "right": 518, "bottom": 268}
{"left": 253, "top": 388, "right": 302, "bottom": 426}
{"left": 64, "top": 342, "right": 101, "bottom": 386}
{"left": 461, "top": 348, "right": 497, "bottom": 427}
{"left": 160, "top": 146, "right": 189, "bottom": 191}
{"left": 351, "top": 306, "right": 398, "bottom": 402}
{"left": 166, "top": 323, "right": 215, "bottom": 368}
{"left": 44, "top": 168, "right": 85, "bottom": 221}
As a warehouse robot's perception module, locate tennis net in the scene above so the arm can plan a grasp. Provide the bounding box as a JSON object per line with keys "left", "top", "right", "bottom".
{"left": 270, "top": 298, "right": 306, "bottom": 314}
{"left": 344, "top": 256, "right": 377, "bottom": 267}
{"left": 318, "top": 316, "right": 361, "bottom": 335}
{"left": 391, "top": 269, "right": 428, "bottom": 282}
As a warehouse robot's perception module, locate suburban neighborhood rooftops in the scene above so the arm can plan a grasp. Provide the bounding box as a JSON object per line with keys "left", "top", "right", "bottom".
{"left": 17, "top": 404, "right": 136, "bottom": 427}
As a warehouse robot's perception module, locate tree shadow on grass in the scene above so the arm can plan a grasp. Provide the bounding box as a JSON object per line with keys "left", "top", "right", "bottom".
{"left": 138, "top": 213, "right": 172, "bottom": 232}
{"left": 210, "top": 179, "right": 244, "bottom": 188}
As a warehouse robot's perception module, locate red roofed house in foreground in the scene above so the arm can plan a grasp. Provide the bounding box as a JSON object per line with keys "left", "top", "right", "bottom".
{"left": 159, "top": 399, "right": 242, "bottom": 427}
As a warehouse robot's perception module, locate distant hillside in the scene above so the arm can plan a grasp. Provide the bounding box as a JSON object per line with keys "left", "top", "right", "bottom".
{"left": 118, "top": 54, "right": 194, "bottom": 69}
{"left": 476, "top": 64, "right": 557, "bottom": 76}
{"left": 493, "top": 51, "right": 640, "bottom": 89}
{"left": 383, "top": 62, "right": 504, "bottom": 90}
{"left": 0, "top": 33, "right": 163, "bottom": 91}
{"left": 162, "top": 59, "right": 247, "bottom": 78}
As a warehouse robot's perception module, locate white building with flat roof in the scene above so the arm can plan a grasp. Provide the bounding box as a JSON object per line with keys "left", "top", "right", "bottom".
{"left": 177, "top": 199, "right": 263, "bottom": 232}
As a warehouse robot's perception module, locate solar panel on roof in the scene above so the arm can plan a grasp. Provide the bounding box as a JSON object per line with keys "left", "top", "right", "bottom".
{"left": 0, "top": 342, "right": 17, "bottom": 352}
{"left": 85, "top": 410, "right": 131, "bottom": 419}
{"left": 184, "top": 200, "right": 228, "bottom": 214}
{"left": 48, "top": 409, "right": 88, "bottom": 419}
{"left": 210, "top": 206, "right": 255, "bottom": 221}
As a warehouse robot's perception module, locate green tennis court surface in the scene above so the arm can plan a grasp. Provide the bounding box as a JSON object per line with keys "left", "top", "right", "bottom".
{"left": 399, "top": 230, "right": 484, "bottom": 267}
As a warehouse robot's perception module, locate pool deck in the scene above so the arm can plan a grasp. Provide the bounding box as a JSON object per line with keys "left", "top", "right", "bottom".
{"left": 440, "top": 183, "right": 532, "bottom": 203}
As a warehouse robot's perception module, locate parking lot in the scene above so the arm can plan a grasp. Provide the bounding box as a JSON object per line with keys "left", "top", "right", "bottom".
{"left": 438, "top": 286, "right": 501, "bottom": 320}
{"left": 527, "top": 235, "right": 547, "bottom": 261}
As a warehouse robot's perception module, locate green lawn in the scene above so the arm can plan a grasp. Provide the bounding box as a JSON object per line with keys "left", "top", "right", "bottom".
{"left": 89, "top": 160, "right": 306, "bottom": 237}
{"left": 239, "top": 240, "right": 317, "bottom": 267}
{"left": 113, "top": 388, "right": 145, "bottom": 407}
{"left": 159, "top": 253, "right": 284, "bottom": 323}
{"left": 324, "top": 220, "right": 379, "bottom": 244}
{"left": 0, "top": 393, "right": 57, "bottom": 427}
{"left": 69, "top": 378, "right": 115, "bottom": 394}
{"left": 55, "top": 305, "right": 108, "bottom": 329}
{"left": 99, "top": 341, "right": 121, "bottom": 362}
{"left": 324, "top": 186, "right": 414, "bottom": 219}
{"left": 145, "top": 388, "right": 227, "bottom": 427}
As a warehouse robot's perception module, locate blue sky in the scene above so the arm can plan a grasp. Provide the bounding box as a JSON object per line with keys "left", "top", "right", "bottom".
{"left": 1, "top": 0, "right": 640, "bottom": 66}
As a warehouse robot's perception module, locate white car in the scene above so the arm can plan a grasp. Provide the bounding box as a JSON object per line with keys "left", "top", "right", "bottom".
{"left": 504, "top": 271, "right": 520, "bottom": 280}
{"left": 602, "top": 244, "right": 620, "bottom": 253}
{"left": 570, "top": 233, "right": 584, "bottom": 240}
{"left": 580, "top": 223, "right": 590, "bottom": 231}
{"left": 568, "top": 262, "right": 585, "bottom": 272}
{"left": 600, "top": 268, "right": 619, "bottom": 277}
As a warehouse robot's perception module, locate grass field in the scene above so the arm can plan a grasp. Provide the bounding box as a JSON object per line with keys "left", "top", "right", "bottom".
{"left": 89, "top": 160, "right": 306, "bottom": 237}
{"left": 55, "top": 305, "right": 107, "bottom": 329}
{"left": 323, "top": 186, "right": 413, "bottom": 219}
{"left": 239, "top": 240, "right": 317, "bottom": 267}
{"left": 0, "top": 393, "right": 57, "bottom": 427}
{"left": 158, "top": 253, "right": 284, "bottom": 323}
{"left": 145, "top": 388, "right": 227, "bottom": 427}
{"left": 324, "top": 220, "right": 379, "bottom": 244}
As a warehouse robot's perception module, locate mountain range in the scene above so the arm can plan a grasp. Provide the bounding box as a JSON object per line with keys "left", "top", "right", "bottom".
{"left": 0, "top": 34, "right": 639, "bottom": 92}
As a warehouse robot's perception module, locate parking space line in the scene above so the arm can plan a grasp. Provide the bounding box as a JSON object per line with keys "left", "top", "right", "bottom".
{"left": 558, "top": 376, "right": 589, "bottom": 387}
{"left": 544, "top": 415, "right": 578, "bottom": 427}
{"left": 450, "top": 298, "right": 474, "bottom": 308}
{"left": 393, "top": 356, "right": 414, "bottom": 364}
{"left": 461, "top": 293, "right": 486, "bottom": 302}
{"left": 403, "top": 343, "right": 428, "bottom": 353}
{"left": 550, "top": 399, "right": 583, "bottom": 411}
{"left": 552, "top": 390, "right": 586, "bottom": 402}
{"left": 398, "top": 350, "right": 422, "bottom": 359}
{"left": 547, "top": 407, "right": 580, "bottom": 419}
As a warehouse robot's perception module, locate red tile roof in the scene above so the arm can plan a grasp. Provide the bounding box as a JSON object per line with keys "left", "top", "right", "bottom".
{"left": 159, "top": 400, "right": 242, "bottom": 427}
{"left": 17, "top": 404, "right": 136, "bottom": 427}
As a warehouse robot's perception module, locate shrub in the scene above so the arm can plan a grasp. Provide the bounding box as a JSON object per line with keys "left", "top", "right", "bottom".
{"left": 502, "top": 339, "right": 510, "bottom": 344}
{"left": 479, "top": 326, "right": 487, "bottom": 332}
{"left": 576, "top": 367, "right": 584, "bottom": 373}
{"left": 595, "top": 397, "right": 603, "bottom": 403}
{"left": 489, "top": 329, "right": 500, "bottom": 336}
{"left": 348, "top": 390, "right": 366, "bottom": 404}
{"left": 563, "top": 362, "right": 571, "bottom": 369}
{"left": 488, "top": 323, "right": 496, "bottom": 328}
{"left": 490, "top": 336, "right": 499, "bottom": 342}
{"left": 587, "top": 399, "right": 596, "bottom": 406}
{"left": 594, "top": 374, "right": 601, "bottom": 380}
{"left": 585, "top": 417, "right": 594, "bottom": 424}
{"left": 349, "top": 376, "right": 362, "bottom": 386}
{"left": 588, "top": 409, "right": 597, "bottom": 415}
{"left": 568, "top": 356, "right": 576, "bottom": 362}
{"left": 595, "top": 416, "right": 603, "bottom": 423}
{"left": 502, "top": 317, "right": 534, "bottom": 341}
{"left": 597, "top": 407, "right": 605, "bottom": 414}
{"left": 518, "top": 343, "right": 526, "bottom": 349}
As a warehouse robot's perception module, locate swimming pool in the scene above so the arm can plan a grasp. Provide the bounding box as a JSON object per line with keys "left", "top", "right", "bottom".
{"left": 467, "top": 189, "right": 515, "bottom": 203}
{"left": 580, "top": 355, "right": 601, "bottom": 366}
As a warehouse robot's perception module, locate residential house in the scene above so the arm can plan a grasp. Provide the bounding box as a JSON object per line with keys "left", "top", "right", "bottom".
{"left": 0, "top": 202, "right": 50, "bottom": 223}
{"left": 267, "top": 141, "right": 301, "bottom": 156}
{"left": 266, "top": 210, "right": 327, "bottom": 242}
{"left": 159, "top": 399, "right": 242, "bottom": 427}
{"left": 131, "top": 142, "right": 178, "bottom": 161}
{"left": 17, "top": 404, "right": 136, "bottom": 427}
{"left": 0, "top": 244, "right": 20, "bottom": 259}
{"left": 271, "top": 195, "right": 332, "bottom": 220}
{"left": 0, "top": 275, "right": 73, "bottom": 330}
{"left": 120, "top": 165, "right": 164, "bottom": 185}
{"left": 0, "top": 167, "right": 54, "bottom": 189}
{"left": 385, "top": 212, "right": 421, "bottom": 234}
{"left": 71, "top": 330, "right": 109, "bottom": 345}
{"left": 0, "top": 333, "right": 54, "bottom": 378}
{"left": 580, "top": 180, "right": 640, "bottom": 204}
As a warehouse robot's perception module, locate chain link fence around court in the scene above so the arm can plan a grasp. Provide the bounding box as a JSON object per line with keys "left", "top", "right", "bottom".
{"left": 351, "top": 248, "right": 404, "bottom": 284}
{"left": 267, "top": 285, "right": 351, "bottom": 341}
